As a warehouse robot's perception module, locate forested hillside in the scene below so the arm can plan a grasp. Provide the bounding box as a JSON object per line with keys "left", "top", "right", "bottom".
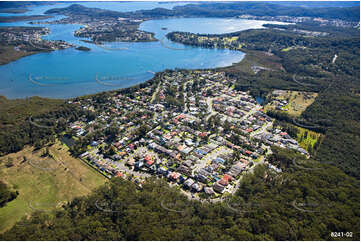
{"left": 0, "top": 96, "right": 94, "bottom": 155}
{"left": 0, "top": 181, "right": 18, "bottom": 208}
{"left": 1, "top": 157, "right": 359, "bottom": 240}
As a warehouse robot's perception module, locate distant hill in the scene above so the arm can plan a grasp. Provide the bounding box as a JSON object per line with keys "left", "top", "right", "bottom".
{"left": 45, "top": 4, "right": 127, "bottom": 18}
{"left": 45, "top": 2, "right": 360, "bottom": 22}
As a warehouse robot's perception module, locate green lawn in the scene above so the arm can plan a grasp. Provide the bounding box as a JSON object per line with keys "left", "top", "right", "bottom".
{"left": 296, "top": 127, "right": 322, "bottom": 152}
{"left": 0, "top": 140, "right": 106, "bottom": 233}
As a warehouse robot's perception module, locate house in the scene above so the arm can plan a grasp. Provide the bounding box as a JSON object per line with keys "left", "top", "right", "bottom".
{"left": 178, "top": 175, "right": 185, "bottom": 184}
{"left": 181, "top": 146, "right": 193, "bottom": 155}
{"left": 145, "top": 159, "right": 154, "bottom": 167}
{"left": 223, "top": 174, "right": 233, "bottom": 182}
{"left": 214, "top": 157, "right": 225, "bottom": 164}
{"left": 169, "top": 172, "right": 180, "bottom": 181}
{"left": 127, "top": 159, "right": 135, "bottom": 166}
{"left": 268, "top": 163, "right": 282, "bottom": 173}
{"left": 195, "top": 149, "right": 207, "bottom": 155}
{"left": 188, "top": 155, "right": 198, "bottom": 162}
{"left": 219, "top": 178, "right": 229, "bottom": 186}
{"left": 185, "top": 139, "right": 194, "bottom": 146}
{"left": 134, "top": 161, "right": 144, "bottom": 170}
{"left": 191, "top": 182, "right": 203, "bottom": 192}
{"left": 184, "top": 178, "right": 195, "bottom": 189}
{"left": 80, "top": 152, "right": 89, "bottom": 158}
{"left": 183, "top": 160, "right": 193, "bottom": 168}
{"left": 177, "top": 165, "right": 191, "bottom": 176}
{"left": 195, "top": 174, "right": 208, "bottom": 183}
{"left": 213, "top": 182, "right": 225, "bottom": 193}
{"left": 204, "top": 187, "right": 214, "bottom": 195}
{"left": 157, "top": 167, "right": 167, "bottom": 175}
{"left": 144, "top": 154, "right": 152, "bottom": 162}
{"left": 115, "top": 171, "right": 123, "bottom": 177}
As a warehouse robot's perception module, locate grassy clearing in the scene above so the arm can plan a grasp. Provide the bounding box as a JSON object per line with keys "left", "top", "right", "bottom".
{"left": 296, "top": 127, "right": 322, "bottom": 152}
{"left": 265, "top": 90, "right": 318, "bottom": 117}
{"left": 220, "top": 50, "right": 285, "bottom": 75}
{"left": 281, "top": 46, "right": 306, "bottom": 52}
{"left": 0, "top": 139, "right": 106, "bottom": 233}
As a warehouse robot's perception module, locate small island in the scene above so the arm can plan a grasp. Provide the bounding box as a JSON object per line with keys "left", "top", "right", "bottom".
{"left": 75, "top": 46, "right": 91, "bottom": 51}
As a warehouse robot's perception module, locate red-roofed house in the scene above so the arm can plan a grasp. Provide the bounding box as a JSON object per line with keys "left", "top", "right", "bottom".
{"left": 223, "top": 174, "right": 233, "bottom": 182}
{"left": 169, "top": 172, "right": 180, "bottom": 181}
{"left": 199, "top": 132, "right": 207, "bottom": 137}
{"left": 144, "top": 154, "right": 152, "bottom": 162}
{"left": 177, "top": 114, "right": 185, "bottom": 119}
{"left": 219, "top": 178, "right": 229, "bottom": 186}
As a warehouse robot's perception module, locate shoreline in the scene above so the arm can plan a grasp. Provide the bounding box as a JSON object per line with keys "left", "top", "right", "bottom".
{"left": 0, "top": 15, "right": 53, "bottom": 23}
{"left": 0, "top": 6, "right": 277, "bottom": 100}
{"left": 0, "top": 43, "right": 247, "bottom": 100}
{"left": 0, "top": 45, "right": 45, "bottom": 66}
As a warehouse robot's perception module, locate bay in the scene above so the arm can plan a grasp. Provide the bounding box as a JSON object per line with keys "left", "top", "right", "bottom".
{"left": 0, "top": 3, "right": 289, "bottom": 99}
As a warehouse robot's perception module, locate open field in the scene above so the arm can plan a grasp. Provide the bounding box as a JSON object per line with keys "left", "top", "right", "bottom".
{"left": 281, "top": 46, "right": 306, "bottom": 52}
{"left": 220, "top": 50, "right": 285, "bottom": 75}
{"left": 0, "top": 139, "right": 106, "bottom": 233}
{"left": 265, "top": 90, "right": 318, "bottom": 117}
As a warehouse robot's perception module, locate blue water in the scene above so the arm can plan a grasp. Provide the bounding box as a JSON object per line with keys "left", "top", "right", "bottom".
{"left": 0, "top": 3, "right": 289, "bottom": 99}
{"left": 256, "top": 96, "right": 265, "bottom": 105}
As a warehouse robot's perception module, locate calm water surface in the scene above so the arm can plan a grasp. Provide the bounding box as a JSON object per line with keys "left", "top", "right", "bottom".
{"left": 0, "top": 3, "right": 289, "bottom": 99}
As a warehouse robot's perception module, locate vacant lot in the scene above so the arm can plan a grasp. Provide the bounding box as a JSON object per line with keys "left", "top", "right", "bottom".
{"left": 0, "top": 139, "right": 106, "bottom": 233}
{"left": 296, "top": 127, "right": 323, "bottom": 153}
{"left": 265, "top": 90, "right": 318, "bottom": 117}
